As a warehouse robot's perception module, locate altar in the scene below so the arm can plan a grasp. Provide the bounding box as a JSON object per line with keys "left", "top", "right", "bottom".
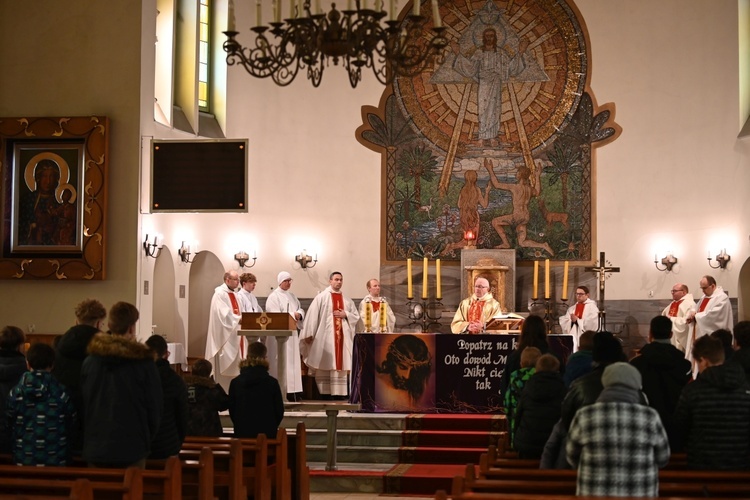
{"left": 350, "top": 332, "right": 573, "bottom": 413}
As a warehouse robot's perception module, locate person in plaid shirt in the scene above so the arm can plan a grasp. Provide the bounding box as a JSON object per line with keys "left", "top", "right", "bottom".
{"left": 567, "top": 362, "right": 670, "bottom": 497}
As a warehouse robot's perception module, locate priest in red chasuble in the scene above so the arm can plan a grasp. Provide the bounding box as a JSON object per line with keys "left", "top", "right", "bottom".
{"left": 205, "top": 270, "right": 243, "bottom": 389}
{"left": 300, "top": 272, "right": 360, "bottom": 399}
{"left": 451, "top": 277, "right": 503, "bottom": 333}
{"left": 661, "top": 283, "right": 696, "bottom": 353}
{"left": 686, "top": 275, "right": 734, "bottom": 369}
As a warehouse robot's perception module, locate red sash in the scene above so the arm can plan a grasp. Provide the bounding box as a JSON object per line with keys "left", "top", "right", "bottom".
{"left": 574, "top": 302, "right": 585, "bottom": 319}
{"left": 371, "top": 301, "right": 381, "bottom": 313}
{"left": 468, "top": 300, "right": 484, "bottom": 324}
{"left": 667, "top": 299, "right": 683, "bottom": 317}
{"left": 331, "top": 292, "right": 344, "bottom": 370}
{"left": 699, "top": 297, "right": 711, "bottom": 312}
{"left": 228, "top": 292, "right": 243, "bottom": 357}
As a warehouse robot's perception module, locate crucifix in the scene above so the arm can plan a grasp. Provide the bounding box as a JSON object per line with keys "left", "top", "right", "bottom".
{"left": 584, "top": 251, "right": 620, "bottom": 331}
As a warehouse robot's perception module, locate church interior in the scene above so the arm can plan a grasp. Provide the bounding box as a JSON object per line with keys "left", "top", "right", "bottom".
{"left": 2, "top": 0, "right": 750, "bottom": 497}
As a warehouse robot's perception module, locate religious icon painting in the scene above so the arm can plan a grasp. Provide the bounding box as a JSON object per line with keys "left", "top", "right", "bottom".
{"left": 357, "top": 0, "right": 620, "bottom": 263}
{"left": 374, "top": 334, "right": 436, "bottom": 411}
{"left": 0, "top": 116, "right": 109, "bottom": 280}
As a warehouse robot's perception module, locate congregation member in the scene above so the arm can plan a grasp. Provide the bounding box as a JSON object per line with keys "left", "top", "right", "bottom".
{"left": 710, "top": 329, "right": 734, "bottom": 362}
{"left": 503, "top": 346, "right": 541, "bottom": 443}
{"left": 451, "top": 276, "right": 502, "bottom": 333}
{"left": 358, "top": 278, "right": 396, "bottom": 333}
{"left": 300, "top": 271, "right": 360, "bottom": 400}
{"left": 80, "top": 302, "right": 162, "bottom": 468}
{"left": 8, "top": 343, "right": 75, "bottom": 466}
{"left": 184, "top": 358, "right": 229, "bottom": 437}
{"left": 567, "top": 362, "right": 670, "bottom": 497}
{"left": 559, "top": 285, "right": 599, "bottom": 351}
{"left": 728, "top": 320, "right": 750, "bottom": 380}
{"left": 238, "top": 272, "right": 263, "bottom": 313}
{"left": 0, "top": 325, "right": 27, "bottom": 453}
{"left": 499, "top": 314, "right": 560, "bottom": 398}
{"left": 513, "top": 353, "right": 566, "bottom": 459}
{"left": 145, "top": 335, "right": 188, "bottom": 459}
{"left": 265, "top": 271, "right": 305, "bottom": 401}
{"left": 563, "top": 330, "right": 594, "bottom": 387}
{"left": 629, "top": 315, "right": 691, "bottom": 450}
{"left": 205, "top": 270, "right": 243, "bottom": 389}
{"left": 674, "top": 335, "right": 750, "bottom": 470}
{"left": 53, "top": 298, "right": 107, "bottom": 454}
{"left": 686, "top": 275, "right": 733, "bottom": 366}
{"left": 661, "top": 283, "right": 695, "bottom": 353}
{"left": 228, "top": 342, "right": 284, "bottom": 439}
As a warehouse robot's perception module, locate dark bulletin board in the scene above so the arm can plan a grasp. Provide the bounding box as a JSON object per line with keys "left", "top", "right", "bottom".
{"left": 151, "top": 139, "right": 247, "bottom": 212}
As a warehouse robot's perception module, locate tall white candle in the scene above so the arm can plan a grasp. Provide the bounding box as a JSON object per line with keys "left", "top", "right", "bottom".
{"left": 431, "top": 0, "right": 441, "bottom": 27}
{"left": 413, "top": 0, "right": 420, "bottom": 16}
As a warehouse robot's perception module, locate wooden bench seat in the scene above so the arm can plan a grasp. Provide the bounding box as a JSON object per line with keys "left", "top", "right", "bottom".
{"left": 0, "top": 477, "right": 95, "bottom": 499}
{"left": 0, "top": 466, "right": 143, "bottom": 500}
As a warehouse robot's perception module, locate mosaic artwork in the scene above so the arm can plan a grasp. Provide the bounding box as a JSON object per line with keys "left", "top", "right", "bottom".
{"left": 357, "top": 0, "right": 619, "bottom": 263}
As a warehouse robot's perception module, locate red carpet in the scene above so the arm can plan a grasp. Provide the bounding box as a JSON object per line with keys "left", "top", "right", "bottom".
{"left": 383, "top": 414, "right": 506, "bottom": 495}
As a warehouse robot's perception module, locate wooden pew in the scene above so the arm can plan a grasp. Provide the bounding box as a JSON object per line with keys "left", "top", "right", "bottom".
{"left": 141, "top": 455, "right": 182, "bottom": 499}
{"left": 181, "top": 438, "right": 249, "bottom": 500}
{"left": 0, "top": 477, "right": 94, "bottom": 499}
{"left": 177, "top": 446, "right": 214, "bottom": 500}
{"left": 437, "top": 490, "right": 736, "bottom": 500}
{"left": 0, "top": 464, "right": 143, "bottom": 500}
{"left": 287, "top": 422, "right": 310, "bottom": 500}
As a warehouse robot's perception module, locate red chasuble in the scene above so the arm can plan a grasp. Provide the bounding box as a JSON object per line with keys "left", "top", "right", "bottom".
{"left": 574, "top": 302, "right": 586, "bottom": 319}
{"left": 699, "top": 297, "right": 711, "bottom": 312}
{"left": 228, "top": 292, "right": 243, "bottom": 357}
{"left": 331, "top": 292, "right": 344, "bottom": 370}
{"left": 468, "top": 300, "right": 483, "bottom": 325}
{"left": 667, "top": 299, "right": 684, "bottom": 317}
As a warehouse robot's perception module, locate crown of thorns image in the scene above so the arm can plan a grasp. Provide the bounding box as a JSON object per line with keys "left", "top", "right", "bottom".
{"left": 377, "top": 335, "right": 433, "bottom": 401}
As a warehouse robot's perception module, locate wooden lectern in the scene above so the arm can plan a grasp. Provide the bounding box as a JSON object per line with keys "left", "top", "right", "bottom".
{"left": 239, "top": 312, "right": 297, "bottom": 401}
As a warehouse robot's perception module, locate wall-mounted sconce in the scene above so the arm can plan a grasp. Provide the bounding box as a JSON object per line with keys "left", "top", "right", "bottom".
{"left": 708, "top": 249, "right": 731, "bottom": 269}
{"left": 464, "top": 229, "right": 477, "bottom": 248}
{"left": 654, "top": 253, "right": 678, "bottom": 272}
{"left": 234, "top": 251, "right": 257, "bottom": 268}
{"left": 295, "top": 250, "right": 317, "bottom": 269}
{"left": 143, "top": 234, "right": 162, "bottom": 259}
{"left": 178, "top": 241, "right": 199, "bottom": 264}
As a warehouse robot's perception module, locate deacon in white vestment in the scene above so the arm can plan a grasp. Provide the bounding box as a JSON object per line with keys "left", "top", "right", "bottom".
{"left": 265, "top": 271, "right": 305, "bottom": 400}
{"left": 205, "top": 270, "right": 243, "bottom": 389}
{"left": 559, "top": 285, "right": 600, "bottom": 352}
{"left": 300, "top": 272, "right": 360, "bottom": 398}
{"left": 357, "top": 279, "right": 396, "bottom": 333}
{"left": 686, "top": 275, "right": 733, "bottom": 366}
{"left": 451, "top": 277, "right": 503, "bottom": 333}
{"left": 661, "top": 283, "right": 696, "bottom": 353}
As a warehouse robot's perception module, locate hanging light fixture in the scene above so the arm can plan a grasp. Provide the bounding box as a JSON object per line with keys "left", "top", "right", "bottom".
{"left": 223, "top": 0, "right": 448, "bottom": 87}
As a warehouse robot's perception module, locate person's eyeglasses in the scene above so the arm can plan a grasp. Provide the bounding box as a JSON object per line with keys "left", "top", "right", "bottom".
{"left": 475, "top": 285, "right": 488, "bottom": 289}
{"left": 701, "top": 285, "right": 713, "bottom": 290}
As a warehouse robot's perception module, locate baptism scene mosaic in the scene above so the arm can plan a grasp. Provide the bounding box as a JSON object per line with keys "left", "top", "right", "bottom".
{"left": 357, "top": 0, "right": 619, "bottom": 263}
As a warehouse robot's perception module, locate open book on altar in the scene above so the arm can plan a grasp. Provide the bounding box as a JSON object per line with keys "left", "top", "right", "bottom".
{"left": 485, "top": 312, "right": 525, "bottom": 333}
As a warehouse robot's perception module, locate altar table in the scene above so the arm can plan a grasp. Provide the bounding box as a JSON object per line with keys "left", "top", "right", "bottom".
{"left": 350, "top": 333, "right": 573, "bottom": 413}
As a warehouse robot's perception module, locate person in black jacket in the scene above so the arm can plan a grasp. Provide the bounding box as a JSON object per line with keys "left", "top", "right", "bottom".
{"left": 630, "top": 315, "right": 691, "bottom": 450}
{"left": 80, "top": 302, "right": 162, "bottom": 468}
{"left": 52, "top": 298, "right": 106, "bottom": 454}
{"left": 514, "top": 353, "right": 566, "bottom": 458}
{"left": 728, "top": 320, "right": 750, "bottom": 380}
{"left": 145, "top": 335, "right": 188, "bottom": 458}
{"left": 0, "top": 325, "right": 27, "bottom": 453}
{"left": 184, "top": 358, "right": 229, "bottom": 437}
{"left": 229, "top": 342, "right": 284, "bottom": 439}
{"left": 674, "top": 335, "right": 750, "bottom": 470}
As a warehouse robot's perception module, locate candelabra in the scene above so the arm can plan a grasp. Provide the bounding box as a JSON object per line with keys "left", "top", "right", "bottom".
{"left": 223, "top": 0, "right": 448, "bottom": 88}
{"left": 529, "top": 297, "right": 568, "bottom": 335}
{"left": 407, "top": 296, "right": 443, "bottom": 332}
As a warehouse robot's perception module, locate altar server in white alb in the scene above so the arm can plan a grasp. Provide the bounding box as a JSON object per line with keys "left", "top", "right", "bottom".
{"left": 300, "top": 272, "right": 360, "bottom": 399}
{"left": 559, "top": 285, "right": 600, "bottom": 351}
{"left": 358, "top": 279, "right": 396, "bottom": 333}
{"left": 661, "top": 283, "right": 695, "bottom": 353}
{"left": 686, "top": 275, "right": 733, "bottom": 364}
{"left": 205, "top": 270, "right": 243, "bottom": 389}
{"left": 238, "top": 272, "right": 263, "bottom": 313}
{"left": 265, "top": 271, "right": 305, "bottom": 401}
